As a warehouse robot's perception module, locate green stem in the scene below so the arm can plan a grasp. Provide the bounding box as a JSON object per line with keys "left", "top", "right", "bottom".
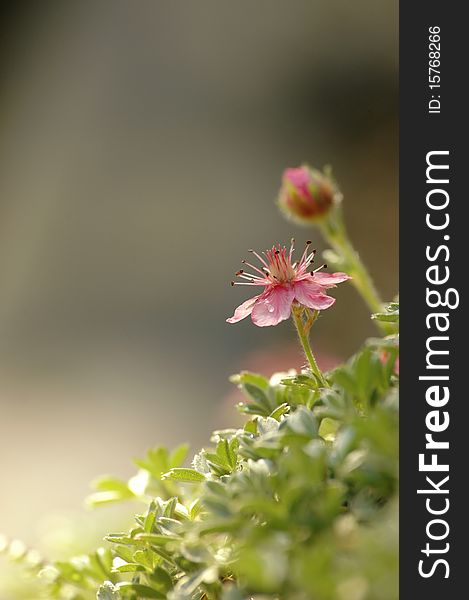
{"left": 304, "top": 306, "right": 319, "bottom": 334}
{"left": 318, "top": 208, "right": 392, "bottom": 335}
{"left": 292, "top": 307, "right": 328, "bottom": 387}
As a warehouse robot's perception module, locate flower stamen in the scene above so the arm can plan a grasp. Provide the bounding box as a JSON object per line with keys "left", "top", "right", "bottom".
{"left": 314, "top": 263, "right": 327, "bottom": 272}
{"left": 248, "top": 249, "right": 269, "bottom": 268}
{"left": 241, "top": 259, "right": 267, "bottom": 277}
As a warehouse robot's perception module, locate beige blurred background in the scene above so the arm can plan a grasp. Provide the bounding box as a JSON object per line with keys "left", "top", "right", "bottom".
{"left": 0, "top": 0, "right": 397, "bottom": 554}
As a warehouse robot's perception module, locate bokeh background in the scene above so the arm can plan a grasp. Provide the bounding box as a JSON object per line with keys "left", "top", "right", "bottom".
{"left": 0, "top": 0, "right": 397, "bottom": 580}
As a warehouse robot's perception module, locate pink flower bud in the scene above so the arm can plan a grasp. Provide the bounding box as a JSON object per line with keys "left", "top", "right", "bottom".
{"left": 278, "top": 165, "right": 338, "bottom": 223}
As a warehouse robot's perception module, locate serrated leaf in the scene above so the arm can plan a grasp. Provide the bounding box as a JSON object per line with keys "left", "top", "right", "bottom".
{"left": 162, "top": 468, "right": 206, "bottom": 483}
{"left": 230, "top": 371, "right": 269, "bottom": 390}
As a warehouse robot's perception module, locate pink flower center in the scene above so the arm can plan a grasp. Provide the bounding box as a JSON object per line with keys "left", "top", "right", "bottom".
{"left": 231, "top": 240, "right": 323, "bottom": 288}
{"left": 264, "top": 247, "right": 297, "bottom": 283}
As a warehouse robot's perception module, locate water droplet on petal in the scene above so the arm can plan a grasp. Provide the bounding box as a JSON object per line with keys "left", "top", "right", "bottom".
{"left": 267, "top": 303, "right": 275, "bottom": 313}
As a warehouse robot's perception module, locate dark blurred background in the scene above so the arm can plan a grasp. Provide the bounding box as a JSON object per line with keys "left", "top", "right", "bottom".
{"left": 0, "top": 0, "right": 397, "bottom": 553}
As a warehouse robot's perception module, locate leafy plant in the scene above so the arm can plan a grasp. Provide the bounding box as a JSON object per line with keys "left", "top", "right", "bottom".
{"left": 1, "top": 165, "right": 398, "bottom": 600}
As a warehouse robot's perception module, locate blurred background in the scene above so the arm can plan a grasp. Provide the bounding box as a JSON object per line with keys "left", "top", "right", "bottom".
{"left": 0, "top": 0, "right": 397, "bottom": 574}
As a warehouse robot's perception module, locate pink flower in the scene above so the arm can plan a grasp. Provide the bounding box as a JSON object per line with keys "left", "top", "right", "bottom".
{"left": 278, "top": 165, "right": 338, "bottom": 223}
{"left": 227, "top": 240, "right": 350, "bottom": 327}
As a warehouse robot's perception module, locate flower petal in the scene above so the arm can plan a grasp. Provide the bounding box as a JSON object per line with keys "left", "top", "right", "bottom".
{"left": 311, "top": 272, "right": 350, "bottom": 287}
{"left": 284, "top": 167, "right": 310, "bottom": 193}
{"left": 226, "top": 295, "right": 260, "bottom": 323}
{"left": 251, "top": 286, "right": 295, "bottom": 327}
{"left": 293, "top": 279, "right": 336, "bottom": 310}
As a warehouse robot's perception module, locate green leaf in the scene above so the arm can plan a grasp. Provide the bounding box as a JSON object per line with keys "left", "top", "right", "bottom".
{"left": 189, "top": 498, "right": 202, "bottom": 520}
{"left": 134, "top": 447, "right": 170, "bottom": 479}
{"left": 157, "top": 517, "right": 183, "bottom": 535}
{"left": 113, "top": 545, "right": 135, "bottom": 563}
{"left": 104, "top": 533, "right": 140, "bottom": 546}
{"left": 162, "top": 497, "right": 177, "bottom": 518}
{"left": 243, "top": 384, "right": 272, "bottom": 412}
{"left": 112, "top": 562, "right": 146, "bottom": 573}
{"left": 207, "top": 438, "right": 239, "bottom": 473}
{"left": 285, "top": 406, "right": 318, "bottom": 437}
{"left": 169, "top": 443, "right": 190, "bottom": 468}
{"left": 134, "top": 533, "right": 180, "bottom": 545}
{"left": 89, "top": 548, "right": 113, "bottom": 579}
{"left": 280, "top": 374, "right": 318, "bottom": 390}
{"left": 372, "top": 312, "right": 399, "bottom": 322}
{"left": 244, "top": 419, "right": 257, "bottom": 434}
{"left": 149, "top": 566, "right": 173, "bottom": 593}
{"left": 162, "top": 468, "right": 206, "bottom": 483}
{"left": 270, "top": 402, "right": 290, "bottom": 420}
{"left": 232, "top": 372, "right": 274, "bottom": 417}
{"left": 355, "top": 348, "right": 373, "bottom": 398}
{"left": 217, "top": 439, "right": 232, "bottom": 467}
{"left": 87, "top": 476, "right": 135, "bottom": 506}
{"left": 330, "top": 367, "right": 357, "bottom": 394}
{"left": 319, "top": 417, "right": 340, "bottom": 442}
{"left": 230, "top": 371, "right": 269, "bottom": 390}
{"left": 372, "top": 302, "right": 399, "bottom": 323}
{"left": 180, "top": 543, "right": 212, "bottom": 563}
{"left": 117, "top": 582, "right": 165, "bottom": 599}
{"left": 171, "top": 567, "right": 218, "bottom": 598}
{"left": 144, "top": 501, "right": 157, "bottom": 533}
{"left": 133, "top": 548, "right": 154, "bottom": 569}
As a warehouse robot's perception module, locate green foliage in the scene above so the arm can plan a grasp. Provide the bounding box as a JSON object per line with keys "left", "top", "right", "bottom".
{"left": 0, "top": 147, "right": 399, "bottom": 600}
{"left": 87, "top": 445, "right": 190, "bottom": 508}
{"left": 372, "top": 302, "right": 399, "bottom": 324}
{"left": 2, "top": 304, "right": 398, "bottom": 600}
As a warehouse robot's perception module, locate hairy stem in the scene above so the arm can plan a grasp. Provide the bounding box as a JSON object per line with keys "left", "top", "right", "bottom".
{"left": 292, "top": 306, "right": 328, "bottom": 387}
{"left": 318, "top": 208, "right": 392, "bottom": 334}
